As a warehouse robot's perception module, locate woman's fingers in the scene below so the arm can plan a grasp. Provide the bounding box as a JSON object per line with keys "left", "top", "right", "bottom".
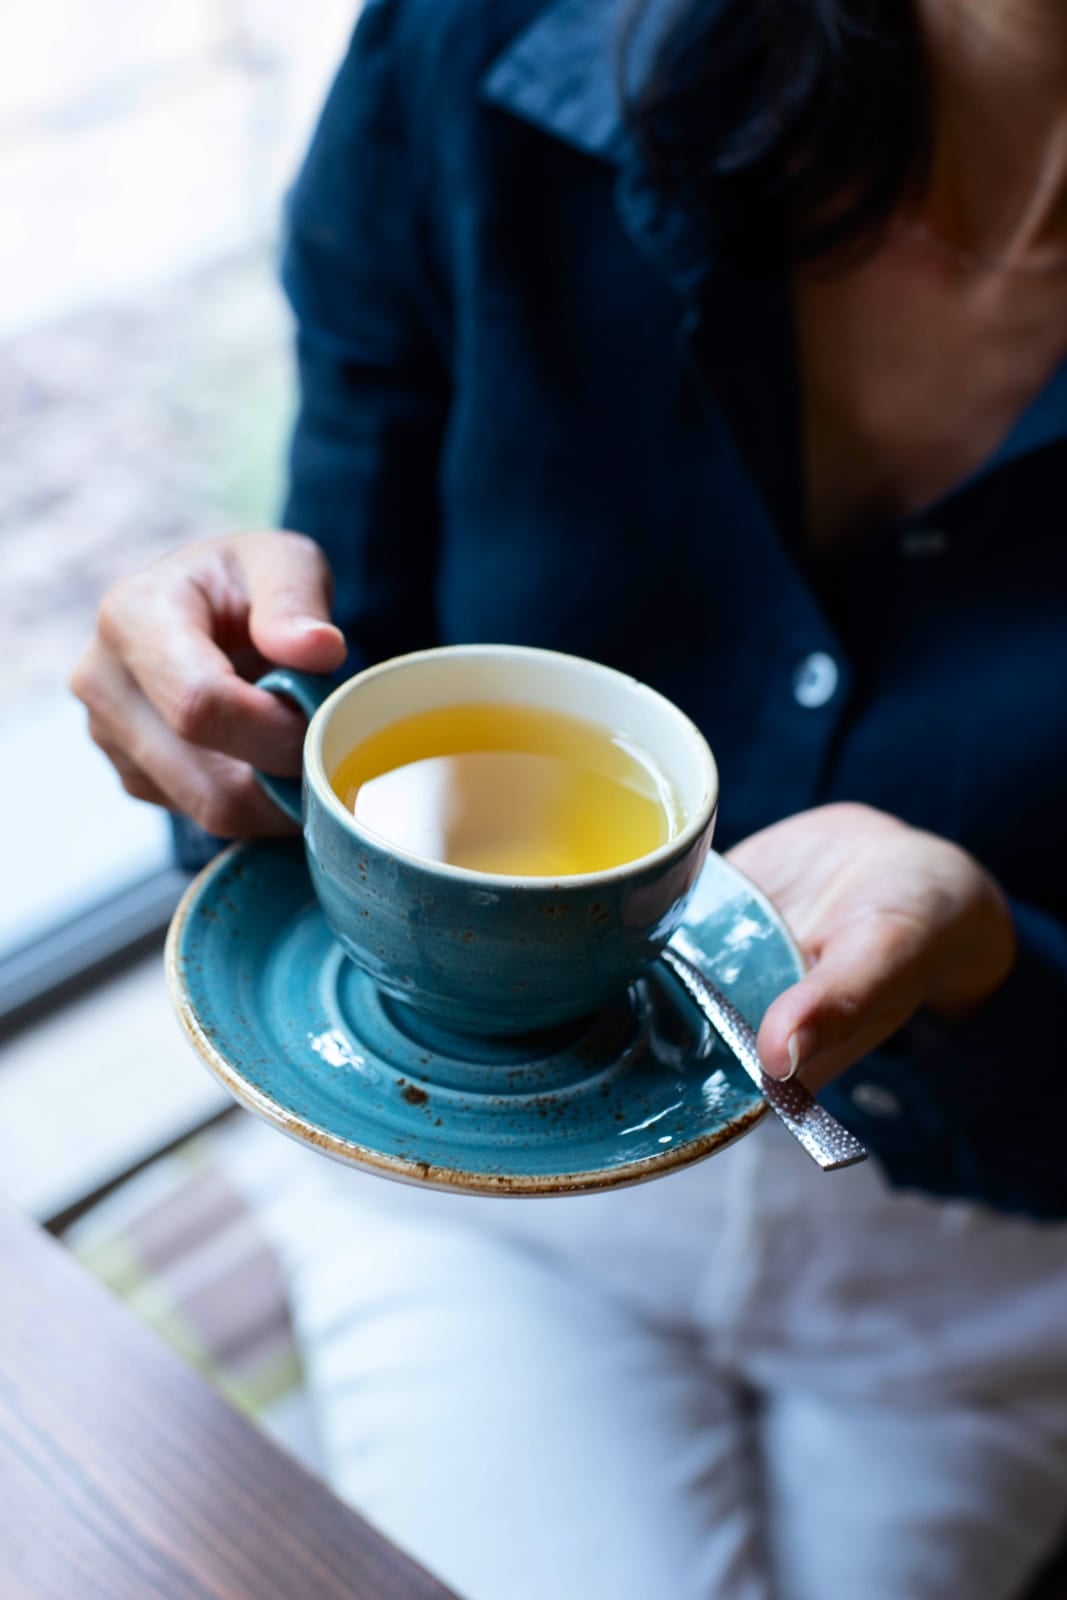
{"left": 76, "top": 645, "right": 298, "bottom": 836}
{"left": 725, "top": 805, "right": 1017, "bottom": 1092}
{"left": 73, "top": 531, "right": 349, "bottom": 785}
{"left": 94, "top": 572, "right": 309, "bottom": 776}
{"left": 238, "top": 531, "right": 348, "bottom": 672}
{"left": 87, "top": 728, "right": 171, "bottom": 809}
{"left": 71, "top": 530, "right": 349, "bottom": 837}
{"left": 755, "top": 912, "right": 928, "bottom": 1089}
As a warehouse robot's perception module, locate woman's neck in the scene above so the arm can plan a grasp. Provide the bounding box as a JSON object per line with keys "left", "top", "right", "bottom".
{"left": 916, "top": 0, "right": 1067, "bottom": 263}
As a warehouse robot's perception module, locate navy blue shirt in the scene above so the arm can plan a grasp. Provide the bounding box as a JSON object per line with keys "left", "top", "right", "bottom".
{"left": 280, "top": 0, "right": 1067, "bottom": 1217}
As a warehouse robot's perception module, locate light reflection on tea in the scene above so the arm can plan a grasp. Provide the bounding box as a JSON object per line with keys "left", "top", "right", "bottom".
{"left": 330, "top": 703, "right": 680, "bottom": 876}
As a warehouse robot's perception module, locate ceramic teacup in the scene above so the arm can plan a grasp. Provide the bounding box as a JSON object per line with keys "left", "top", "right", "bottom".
{"left": 254, "top": 645, "right": 718, "bottom": 1037}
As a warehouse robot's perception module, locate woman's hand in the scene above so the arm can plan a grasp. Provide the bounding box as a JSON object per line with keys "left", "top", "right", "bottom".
{"left": 70, "top": 531, "right": 348, "bottom": 838}
{"left": 727, "top": 804, "right": 1017, "bottom": 1090}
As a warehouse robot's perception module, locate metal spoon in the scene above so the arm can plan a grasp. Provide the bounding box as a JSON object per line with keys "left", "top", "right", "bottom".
{"left": 661, "top": 942, "right": 868, "bottom": 1172}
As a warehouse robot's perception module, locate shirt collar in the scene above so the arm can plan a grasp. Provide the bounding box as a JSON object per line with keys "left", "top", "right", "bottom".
{"left": 483, "top": 0, "right": 724, "bottom": 301}
{"left": 483, "top": 3, "right": 1067, "bottom": 525}
{"left": 481, "top": 0, "right": 660, "bottom": 164}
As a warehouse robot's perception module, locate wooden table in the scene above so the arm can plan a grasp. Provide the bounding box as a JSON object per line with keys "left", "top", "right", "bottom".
{"left": 0, "top": 1203, "right": 461, "bottom": 1599}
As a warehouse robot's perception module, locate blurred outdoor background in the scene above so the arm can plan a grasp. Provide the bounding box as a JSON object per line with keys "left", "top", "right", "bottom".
{"left": 2, "top": 0, "right": 356, "bottom": 714}
{"left": 0, "top": 2, "right": 358, "bottom": 1234}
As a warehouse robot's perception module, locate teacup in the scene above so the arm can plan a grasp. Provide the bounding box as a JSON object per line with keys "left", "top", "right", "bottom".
{"left": 254, "top": 644, "right": 718, "bottom": 1037}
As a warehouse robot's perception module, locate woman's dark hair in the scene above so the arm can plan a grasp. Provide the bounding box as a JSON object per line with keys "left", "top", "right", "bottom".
{"left": 623, "top": 0, "right": 931, "bottom": 266}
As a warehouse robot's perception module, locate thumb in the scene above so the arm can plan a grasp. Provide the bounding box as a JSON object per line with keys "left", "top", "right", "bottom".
{"left": 755, "top": 923, "right": 925, "bottom": 1090}
{"left": 239, "top": 532, "right": 348, "bottom": 673}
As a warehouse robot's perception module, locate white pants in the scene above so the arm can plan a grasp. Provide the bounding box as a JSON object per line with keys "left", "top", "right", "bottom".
{"left": 237, "top": 1119, "right": 1067, "bottom": 1600}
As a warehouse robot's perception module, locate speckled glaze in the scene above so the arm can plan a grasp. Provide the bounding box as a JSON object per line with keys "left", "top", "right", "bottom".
{"left": 253, "top": 647, "right": 719, "bottom": 1035}
{"left": 165, "top": 840, "right": 804, "bottom": 1197}
{"left": 304, "top": 785, "right": 714, "bottom": 1035}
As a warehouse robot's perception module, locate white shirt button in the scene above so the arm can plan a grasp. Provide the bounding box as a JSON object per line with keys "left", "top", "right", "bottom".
{"left": 850, "top": 1083, "right": 902, "bottom": 1119}
{"left": 793, "top": 651, "right": 839, "bottom": 709}
{"left": 900, "top": 527, "right": 949, "bottom": 559}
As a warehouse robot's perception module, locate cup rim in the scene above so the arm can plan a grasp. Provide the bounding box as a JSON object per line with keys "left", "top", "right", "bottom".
{"left": 303, "top": 644, "right": 719, "bottom": 889}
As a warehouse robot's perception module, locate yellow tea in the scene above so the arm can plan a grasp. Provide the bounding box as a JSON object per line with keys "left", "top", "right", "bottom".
{"left": 330, "top": 703, "right": 680, "bottom": 876}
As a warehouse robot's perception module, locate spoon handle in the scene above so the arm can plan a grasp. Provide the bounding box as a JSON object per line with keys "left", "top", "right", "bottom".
{"left": 661, "top": 945, "right": 868, "bottom": 1172}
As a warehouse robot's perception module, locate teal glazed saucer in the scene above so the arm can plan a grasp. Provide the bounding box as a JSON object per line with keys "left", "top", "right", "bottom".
{"left": 166, "top": 841, "right": 803, "bottom": 1196}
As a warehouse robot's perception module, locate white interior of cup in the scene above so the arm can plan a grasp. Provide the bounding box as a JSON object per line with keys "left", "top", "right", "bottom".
{"left": 306, "top": 645, "right": 718, "bottom": 883}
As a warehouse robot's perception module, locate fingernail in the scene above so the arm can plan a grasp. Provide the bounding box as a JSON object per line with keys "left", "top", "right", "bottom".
{"left": 781, "top": 1028, "right": 814, "bottom": 1083}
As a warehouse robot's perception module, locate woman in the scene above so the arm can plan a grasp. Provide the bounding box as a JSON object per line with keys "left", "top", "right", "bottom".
{"left": 73, "top": 1, "right": 1067, "bottom": 1595}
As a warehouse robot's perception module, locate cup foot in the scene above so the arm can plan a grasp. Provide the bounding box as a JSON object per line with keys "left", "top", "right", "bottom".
{"left": 356, "top": 979, "right": 635, "bottom": 1095}
{"left": 339, "top": 964, "right": 701, "bottom": 1098}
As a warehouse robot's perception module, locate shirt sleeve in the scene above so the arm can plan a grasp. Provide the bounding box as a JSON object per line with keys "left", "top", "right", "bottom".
{"left": 822, "top": 895, "right": 1067, "bottom": 1219}
{"left": 279, "top": 0, "right": 450, "bottom": 668}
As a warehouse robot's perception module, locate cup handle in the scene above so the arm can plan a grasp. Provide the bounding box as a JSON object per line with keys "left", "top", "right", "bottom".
{"left": 253, "top": 669, "right": 335, "bottom": 825}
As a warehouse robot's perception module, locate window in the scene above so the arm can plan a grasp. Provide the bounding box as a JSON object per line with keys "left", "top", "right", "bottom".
{"left": 0, "top": 0, "right": 358, "bottom": 1024}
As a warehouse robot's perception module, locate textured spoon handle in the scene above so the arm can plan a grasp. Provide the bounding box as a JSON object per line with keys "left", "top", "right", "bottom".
{"left": 661, "top": 945, "right": 868, "bottom": 1172}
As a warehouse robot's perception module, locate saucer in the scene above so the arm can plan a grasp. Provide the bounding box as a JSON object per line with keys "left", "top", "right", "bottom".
{"left": 166, "top": 841, "right": 803, "bottom": 1196}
